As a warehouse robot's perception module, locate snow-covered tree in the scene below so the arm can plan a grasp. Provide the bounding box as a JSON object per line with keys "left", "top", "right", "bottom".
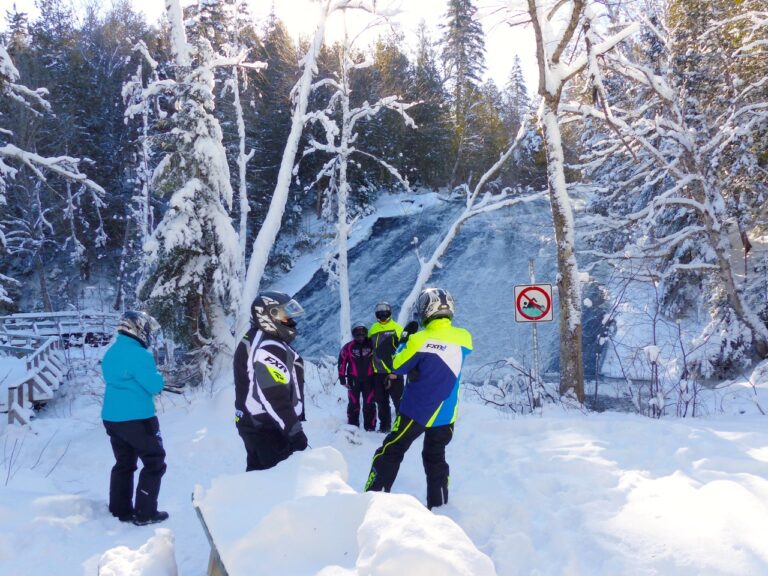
{"left": 521, "top": 0, "right": 638, "bottom": 402}
{"left": 503, "top": 56, "right": 530, "bottom": 135}
{"left": 440, "top": 0, "right": 487, "bottom": 186}
{"left": 138, "top": 0, "right": 240, "bottom": 380}
{"left": 570, "top": 0, "right": 768, "bottom": 373}
{"left": 300, "top": 11, "right": 418, "bottom": 346}
{"left": 237, "top": 0, "right": 393, "bottom": 337}
{"left": 0, "top": 42, "right": 105, "bottom": 308}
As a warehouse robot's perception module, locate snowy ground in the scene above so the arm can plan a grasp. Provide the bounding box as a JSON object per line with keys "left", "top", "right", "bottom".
{"left": 1, "top": 349, "right": 768, "bottom": 575}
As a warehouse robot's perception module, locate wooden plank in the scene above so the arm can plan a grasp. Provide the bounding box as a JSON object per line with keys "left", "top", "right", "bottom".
{"left": 193, "top": 497, "right": 229, "bottom": 576}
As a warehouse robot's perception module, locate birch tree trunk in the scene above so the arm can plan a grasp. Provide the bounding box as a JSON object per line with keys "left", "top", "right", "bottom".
{"left": 232, "top": 67, "right": 252, "bottom": 283}
{"left": 337, "top": 146, "right": 352, "bottom": 347}
{"left": 540, "top": 100, "right": 584, "bottom": 401}
{"left": 527, "top": 0, "right": 586, "bottom": 402}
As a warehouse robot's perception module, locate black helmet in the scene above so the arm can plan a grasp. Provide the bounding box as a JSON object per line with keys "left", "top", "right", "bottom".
{"left": 250, "top": 291, "right": 305, "bottom": 343}
{"left": 118, "top": 310, "right": 160, "bottom": 348}
{"left": 417, "top": 288, "right": 454, "bottom": 324}
{"left": 352, "top": 323, "right": 367, "bottom": 340}
{"left": 374, "top": 301, "right": 392, "bottom": 321}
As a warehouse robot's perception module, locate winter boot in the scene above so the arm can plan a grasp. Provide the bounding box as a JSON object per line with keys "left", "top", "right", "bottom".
{"left": 132, "top": 510, "right": 169, "bottom": 526}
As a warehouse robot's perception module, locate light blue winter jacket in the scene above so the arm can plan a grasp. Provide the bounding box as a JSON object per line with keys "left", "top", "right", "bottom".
{"left": 101, "top": 334, "right": 165, "bottom": 422}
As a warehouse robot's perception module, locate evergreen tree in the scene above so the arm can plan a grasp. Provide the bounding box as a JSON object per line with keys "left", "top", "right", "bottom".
{"left": 503, "top": 56, "right": 530, "bottom": 135}
{"left": 408, "top": 21, "right": 453, "bottom": 188}
{"left": 439, "top": 0, "right": 487, "bottom": 186}
{"left": 139, "top": 0, "right": 240, "bottom": 376}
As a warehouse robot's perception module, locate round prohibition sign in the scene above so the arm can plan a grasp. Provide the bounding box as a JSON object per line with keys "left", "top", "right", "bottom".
{"left": 516, "top": 286, "right": 552, "bottom": 321}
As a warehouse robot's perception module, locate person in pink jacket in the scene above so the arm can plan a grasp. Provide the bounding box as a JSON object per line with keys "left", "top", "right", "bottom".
{"left": 338, "top": 323, "right": 376, "bottom": 430}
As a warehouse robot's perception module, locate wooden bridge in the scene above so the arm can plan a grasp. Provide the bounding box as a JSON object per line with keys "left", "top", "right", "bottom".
{"left": 0, "top": 310, "right": 119, "bottom": 425}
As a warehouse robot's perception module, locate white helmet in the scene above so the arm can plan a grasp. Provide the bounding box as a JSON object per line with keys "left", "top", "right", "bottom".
{"left": 417, "top": 288, "right": 454, "bottom": 324}
{"left": 118, "top": 310, "right": 160, "bottom": 348}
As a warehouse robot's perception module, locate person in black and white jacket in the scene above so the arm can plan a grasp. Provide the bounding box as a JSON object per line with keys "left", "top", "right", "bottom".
{"left": 234, "top": 291, "right": 309, "bottom": 471}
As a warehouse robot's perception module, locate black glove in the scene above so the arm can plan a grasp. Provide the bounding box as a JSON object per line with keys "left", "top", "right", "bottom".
{"left": 400, "top": 321, "right": 419, "bottom": 345}
{"left": 407, "top": 368, "right": 420, "bottom": 382}
{"left": 289, "top": 430, "right": 308, "bottom": 452}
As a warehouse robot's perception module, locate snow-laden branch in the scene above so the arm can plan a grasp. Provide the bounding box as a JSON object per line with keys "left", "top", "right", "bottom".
{"left": 396, "top": 189, "right": 547, "bottom": 326}
{"left": 1, "top": 45, "right": 50, "bottom": 115}
{"left": 558, "top": 21, "right": 640, "bottom": 85}
{"left": 465, "top": 117, "right": 529, "bottom": 210}
{"left": 0, "top": 145, "right": 106, "bottom": 195}
{"left": 348, "top": 95, "right": 419, "bottom": 132}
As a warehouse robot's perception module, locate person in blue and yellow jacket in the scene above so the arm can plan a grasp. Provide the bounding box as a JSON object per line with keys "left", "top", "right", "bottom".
{"left": 364, "top": 288, "right": 472, "bottom": 510}
{"left": 101, "top": 310, "right": 168, "bottom": 526}
{"left": 368, "top": 302, "right": 403, "bottom": 432}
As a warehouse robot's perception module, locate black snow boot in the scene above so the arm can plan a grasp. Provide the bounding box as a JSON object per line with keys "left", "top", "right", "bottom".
{"left": 132, "top": 511, "right": 169, "bottom": 526}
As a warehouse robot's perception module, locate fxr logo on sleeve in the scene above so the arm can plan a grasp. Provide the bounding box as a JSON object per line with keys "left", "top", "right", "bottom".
{"left": 257, "top": 349, "right": 289, "bottom": 384}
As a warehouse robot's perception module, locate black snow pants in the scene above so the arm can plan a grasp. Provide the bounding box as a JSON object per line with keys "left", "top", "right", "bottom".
{"left": 373, "top": 373, "right": 404, "bottom": 432}
{"left": 103, "top": 417, "right": 167, "bottom": 519}
{"left": 364, "top": 414, "right": 454, "bottom": 509}
{"left": 236, "top": 422, "right": 291, "bottom": 472}
{"left": 346, "top": 378, "right": 377, "bottom": 431}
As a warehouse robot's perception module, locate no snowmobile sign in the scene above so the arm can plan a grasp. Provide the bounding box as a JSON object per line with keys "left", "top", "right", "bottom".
{"left": 514, "top": 284, "right": 553, "bottom": 322}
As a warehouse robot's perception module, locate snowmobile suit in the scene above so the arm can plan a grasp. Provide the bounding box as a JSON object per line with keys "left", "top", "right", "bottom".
{"left": 234, "top": 326, "right": 307, "bottom": 471}
{"left": 338, "top": 337, "right": 376, "bottom": 430}
{"left": 368, "top": 318, "right": 404, "bottom": 431}
{"left": 364, "top": 317, "right": 472, "bottom": 509}
{"left": 101, "top": 333, "right": 167, "bottom": 520}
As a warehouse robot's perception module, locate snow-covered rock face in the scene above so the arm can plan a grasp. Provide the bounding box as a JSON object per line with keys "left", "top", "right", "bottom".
{"left": 289, "top": 196, "right": 605, "bottom": 378}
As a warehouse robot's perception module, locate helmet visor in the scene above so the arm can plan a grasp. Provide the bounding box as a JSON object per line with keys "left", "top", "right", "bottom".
{"left": 375, "top": 303, "right": 391, "bottom": 320}
{"left": 352, "top": 326, "right": 367, "bottom": 339}
{"left": 272, "top": 299, "right": 305, "bottom": 323}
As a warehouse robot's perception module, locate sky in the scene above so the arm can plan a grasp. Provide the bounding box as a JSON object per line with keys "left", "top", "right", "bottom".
{"left": 3, "top": 192, "right": 768, "bottom": 575}
{"left": 6, "top": 0, "right": 538, "bottom": 90}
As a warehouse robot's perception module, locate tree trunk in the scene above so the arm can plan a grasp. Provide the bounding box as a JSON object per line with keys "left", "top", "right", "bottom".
{"left": 701, "top": 182, "right": 768, "bottom": 357}
{"left": 113, "top": 213, "right": 132, "bottom": 311}
{"left": 37, "top": 255, "right": 53, "bottom": 312}
{"left": 337, "top": 150, "right": 352, "bottom": 347}
{"left": 540, "top": 98, "right": 585, "bottom": 402}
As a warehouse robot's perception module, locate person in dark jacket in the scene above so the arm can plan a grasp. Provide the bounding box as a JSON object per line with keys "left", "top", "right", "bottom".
{"left": 368, "top": 302, "right": 403, "bottom": 432}
{"left": 364, "top": 288, "right": 472, "bottom": 510}
{"left": 338, "top": 323, "right": 375, "bottom": 430}
{"left": 101, "top": 310, "right": 169, "bottom": 526}
{"left": 234, "top": 291, "right": 309, "bottom": 471}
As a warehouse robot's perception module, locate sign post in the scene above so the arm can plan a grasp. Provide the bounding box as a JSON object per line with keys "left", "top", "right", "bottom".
{"left": 515, "top": 264, "right": 553, "bottom": 408}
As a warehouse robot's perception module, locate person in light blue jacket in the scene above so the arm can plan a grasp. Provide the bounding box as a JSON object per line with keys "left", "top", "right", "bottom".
{"left": 101, "top": 310, "right": 168, "bottom": 526}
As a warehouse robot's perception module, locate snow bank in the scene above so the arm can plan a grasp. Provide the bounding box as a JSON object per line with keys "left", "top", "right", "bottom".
{"left": 98, "top": 529, "right": 177, "bottom": 576}
{"left": 193, "top": 446, "right": 496, "bottom": 576}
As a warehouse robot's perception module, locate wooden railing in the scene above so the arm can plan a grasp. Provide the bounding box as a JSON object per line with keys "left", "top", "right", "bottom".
{"left": 0, "top": 310, "right": 119, "bottom": 348}
{"left": 3, "top": 336, "right": 68, "bottom": 425}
